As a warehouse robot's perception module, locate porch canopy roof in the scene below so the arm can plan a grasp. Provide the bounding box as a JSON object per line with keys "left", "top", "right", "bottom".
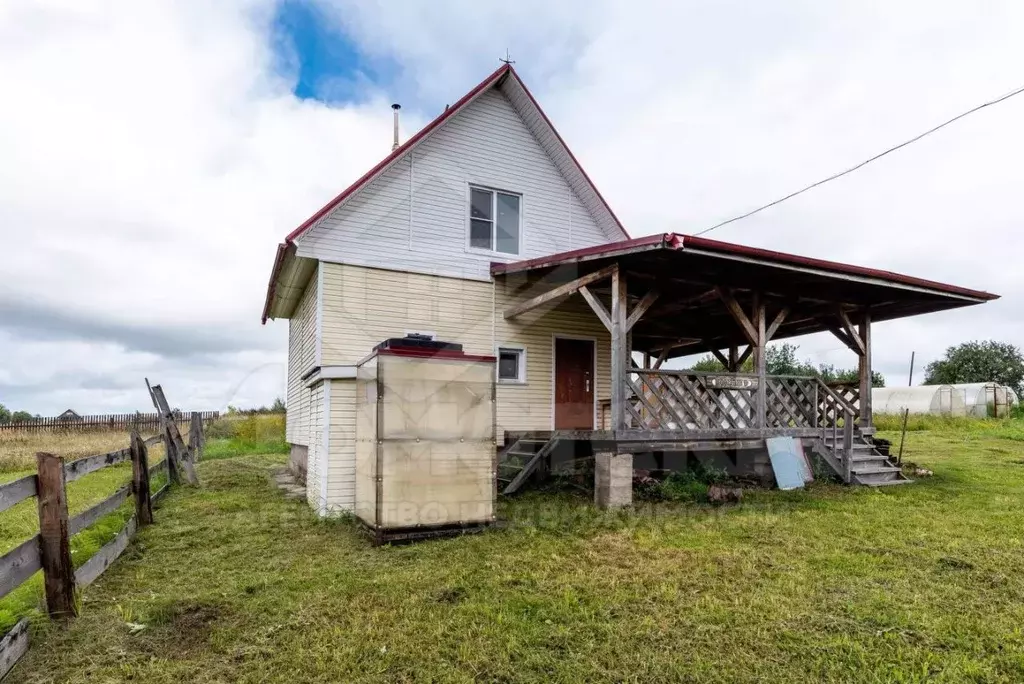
{"left": 491, "top": 233, "right": 998, "bottom": 359}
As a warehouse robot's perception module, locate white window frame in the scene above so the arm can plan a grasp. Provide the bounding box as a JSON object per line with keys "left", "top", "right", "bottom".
{"left": 467, "top": 184, "right": 523, "bottom": 256}
{"left": 496, "top": 344, "right": 527, "bottom": 385}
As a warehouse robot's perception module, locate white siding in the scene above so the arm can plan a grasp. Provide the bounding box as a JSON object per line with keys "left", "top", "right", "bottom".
{"left": 285, "top": 268, "right": 318, "bottom": 445}
{"left": 305, "top": 382, "right": 324, "bottom": 511}
{"left": 295, "top": 88, "right": 615, "bottom": 281}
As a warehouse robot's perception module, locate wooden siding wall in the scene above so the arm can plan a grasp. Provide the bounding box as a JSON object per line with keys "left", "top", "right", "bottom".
{"left": 494, "top": 278, "right": 612, "bottom": 435}
{"left": 286, "top": 268, "right": 318, "bottom": 446}
{"left": 295, "top": 88, "right": 616, "bottom": 282}
{"left": 320, "top": 263, "right": 493, "bottom": 365}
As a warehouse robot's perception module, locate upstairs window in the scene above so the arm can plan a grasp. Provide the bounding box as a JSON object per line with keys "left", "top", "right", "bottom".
{"left": 470, "top": 186, "right": 521, "bottom": 255}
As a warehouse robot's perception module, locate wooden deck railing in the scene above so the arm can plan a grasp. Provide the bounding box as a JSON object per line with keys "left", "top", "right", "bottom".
{"left": 626, "top": 370, "right": 860, "bottom": 432}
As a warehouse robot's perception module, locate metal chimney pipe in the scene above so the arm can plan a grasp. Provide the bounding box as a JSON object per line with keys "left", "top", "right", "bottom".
{"left": 391, "top": 103, "right": 401, "bottom": 151}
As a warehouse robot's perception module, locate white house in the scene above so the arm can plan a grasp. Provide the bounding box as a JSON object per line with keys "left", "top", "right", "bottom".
{"left": 263, "top": 65, "right": 998, "bottom": 513}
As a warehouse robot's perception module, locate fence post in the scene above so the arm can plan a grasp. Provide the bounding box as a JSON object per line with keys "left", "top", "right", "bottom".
{"left": 842, "top": 410, "right": 854, "bottom": 484}
{"left": 163, "top": 427, "right": 180, "bottom": 485}
{"left": 35, "top": 452, "right": 77, "bottom": 619}
{"left": 189, "top": 412, "right": 203, "bottom": 462}
{"left": 131, "top": 430, "right": 154, "bottom": 526}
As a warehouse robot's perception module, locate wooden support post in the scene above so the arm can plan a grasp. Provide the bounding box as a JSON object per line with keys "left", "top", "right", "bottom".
{"left": 35, "top": 452, "right": 76, "bottom": 619}
{"left": 842, "top": 410, "right": 855, "bottom": 483}
{"left": 728, "top": 346, "right": 738, "bottom": 372}
{"left": 858, "top": 310, "right": 872, "bottom": 427}
{"left": 610, "top": 266, "right": 628, "bottom": 431}
{"left": 130, "top": 430, "right": 153, "bottom": 526}
{"left": 752, "top": 295, "right": 767, "bottom": 430}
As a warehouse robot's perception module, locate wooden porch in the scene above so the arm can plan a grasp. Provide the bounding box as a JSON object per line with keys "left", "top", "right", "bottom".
{"left": 493, "top": 233, "right": 996, "bottom": 492}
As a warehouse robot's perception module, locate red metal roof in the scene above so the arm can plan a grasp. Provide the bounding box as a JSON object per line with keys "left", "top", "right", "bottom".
{"left": 491, "top": 232, "right": 999, "bottom": 301}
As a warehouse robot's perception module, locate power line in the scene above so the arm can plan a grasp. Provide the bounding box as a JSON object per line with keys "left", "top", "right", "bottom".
{"left": 695, "top": 81, "right": 1024, "bottom": 236}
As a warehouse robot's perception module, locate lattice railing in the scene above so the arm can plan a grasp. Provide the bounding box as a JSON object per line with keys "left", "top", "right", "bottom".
{"left": 626, "top": 371, "right": 859, "bottom": 433}
{"left": 823, "top": 383, "right": 860, "bottom": 424}
{"left": 626, "top": 370, "right": 758, "bottom": 430}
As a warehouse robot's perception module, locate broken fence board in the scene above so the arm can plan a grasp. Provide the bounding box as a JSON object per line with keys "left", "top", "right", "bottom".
{"left": 74, "top": 515, "right": 138, "bottom": 588}
{"left": 0, "top": 475, "right": 37, "bottom": 514}
{"left": 151, "top": 483, "right": 169, "bottom": 505}
{"left": 143, "top": 435, "right": 162, "bottom": 448}
{"left": 64, "top": 449, "right": 131, "bottom": 484}
{"left": 0, "top": 536, "right": 42, "bottom": 601}
{"left": 68, "top": 485, "right": 131, "bottom": 537}
{"left": 0, "top": 619, "right": 30, "bottom": 681}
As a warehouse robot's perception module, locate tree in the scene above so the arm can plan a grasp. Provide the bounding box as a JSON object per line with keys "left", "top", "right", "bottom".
{"left": 10, "top": 410, "right": 33, "bottom": 423}
{"left": 688, "top": 343, "right": 884, "bottom": 387}
{"left": 271, "top": 397, "right": 286, "bottom": 413}
{"left": 924, "top": 341, "right": 1024, "bottom": 396}
{"left": 0, "top": 404, "right": 9, "bottom": 424}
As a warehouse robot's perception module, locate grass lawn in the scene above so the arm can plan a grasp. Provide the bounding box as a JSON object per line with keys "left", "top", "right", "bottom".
{"left": 9, "top": 426, "right": 1024, "bottom": 683}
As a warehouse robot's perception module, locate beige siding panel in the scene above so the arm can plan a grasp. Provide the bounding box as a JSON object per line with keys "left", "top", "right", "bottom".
{"left": 326, "top": 379, "right": 357, "bottom": 512}
{"left": 494, "top": 278, "right": 611, "bottom": 436}
{"left": 286, "top": 268, "right": 318, "bottom": 445}
{"left": 305, "top": 382, "right": 323, "bottom": 511}
{"left": 320, "top": 262, "right": 493, "bottom": 365}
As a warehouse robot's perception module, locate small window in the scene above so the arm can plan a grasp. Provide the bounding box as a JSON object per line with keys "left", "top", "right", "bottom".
{"left": 497, "top": 346, "right": 526, "bottom": 384}
{"left": 469, "top": 187, "right": 520, "bottom": 255}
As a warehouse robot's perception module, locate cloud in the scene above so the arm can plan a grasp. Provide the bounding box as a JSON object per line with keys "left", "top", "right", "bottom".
{"left": 2, "top": 0, "right": 1022, "bottom": 414}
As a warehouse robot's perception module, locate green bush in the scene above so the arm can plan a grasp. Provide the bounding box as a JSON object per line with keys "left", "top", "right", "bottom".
{"left": 644, "top": 463, "right": 730, "bottom": 503}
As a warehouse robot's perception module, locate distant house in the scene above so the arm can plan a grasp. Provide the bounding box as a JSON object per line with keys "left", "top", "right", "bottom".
{"left": 56, "top": 409, "right": 82, "bottom": 422}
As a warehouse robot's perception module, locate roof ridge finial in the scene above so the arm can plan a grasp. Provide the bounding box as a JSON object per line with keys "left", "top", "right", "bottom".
{"left": 499, "top": 50, "right": 515, "bottom": 66}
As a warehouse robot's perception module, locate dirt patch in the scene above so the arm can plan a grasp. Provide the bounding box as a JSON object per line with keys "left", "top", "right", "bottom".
{"left": 134, "top": 600, "right": 230, "bottom": 658}
{"left": 435, "top": 587, "right": 467, "bottom": 604}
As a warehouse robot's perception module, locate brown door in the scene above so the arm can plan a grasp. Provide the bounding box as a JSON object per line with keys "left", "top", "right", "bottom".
{"left": 554, "top": 338, "right": 595, "bottom": 429}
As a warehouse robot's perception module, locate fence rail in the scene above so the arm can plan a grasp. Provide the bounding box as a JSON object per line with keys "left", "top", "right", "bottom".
{"left": 0, "top": 411, "right": 220, "bottom": 433}
{"left": 0, "top": 402, "right": 204, "bottom": 679}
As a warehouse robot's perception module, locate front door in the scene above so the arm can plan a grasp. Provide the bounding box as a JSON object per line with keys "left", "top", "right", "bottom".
{"left": 554, "top": 338, "right": 595, "bottom": 429}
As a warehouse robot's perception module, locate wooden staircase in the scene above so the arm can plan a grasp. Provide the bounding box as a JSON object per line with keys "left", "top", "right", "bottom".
{"left": 815, "top": 430, "right": 911, "bottom": 486}
{"left": 497, "top": 435, "right": 560, "bottom": 495}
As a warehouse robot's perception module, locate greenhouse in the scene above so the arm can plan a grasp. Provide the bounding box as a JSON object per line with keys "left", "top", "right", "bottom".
{"left": 872, "top": 383, "right": 1017, "bottom": 417}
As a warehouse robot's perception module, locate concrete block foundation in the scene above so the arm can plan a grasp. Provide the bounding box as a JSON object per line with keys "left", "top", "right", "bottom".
{"left": 595, "top": 452, "right": 633, "bottom": 509}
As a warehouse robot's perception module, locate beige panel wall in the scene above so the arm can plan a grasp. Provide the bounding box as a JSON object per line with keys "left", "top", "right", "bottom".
{"left": 286, "top": 267, "right": 318, "bottom": 446}
{"left": 326, "top": 379, "right": 357, "bottom": 513}
{"left": 320, "top": 262, "right": 493, "bottom": 364}
{"left": 305, "top": 381, "right": 323, "bottom": 511}
{"left": 494, "top": 277, "right": 611, "bottom": 435}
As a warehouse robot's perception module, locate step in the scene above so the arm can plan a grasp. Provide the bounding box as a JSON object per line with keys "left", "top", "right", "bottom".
{"left": 851, "top": 465, "right": 902, "bottom": 475}
{"left": 503, "top": 450, "right": 538, "bottom": 458}
{"left": 855, "top": 471, "right": 907, "bottom": 485}
{"left": 866, "top": 478, "right": 914, "bottom": 487}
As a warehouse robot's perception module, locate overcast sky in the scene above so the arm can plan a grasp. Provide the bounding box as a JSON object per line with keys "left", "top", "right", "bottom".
{"left": 1, "top": 1, "right": 1021, "bottom": 414}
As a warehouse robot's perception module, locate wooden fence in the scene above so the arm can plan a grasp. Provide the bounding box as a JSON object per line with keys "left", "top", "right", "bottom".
{"left": 0, "top": 411, "right": 220, "bottom": 433}
{"left": 0, "top": 410, "right": 204, "bottom": 679}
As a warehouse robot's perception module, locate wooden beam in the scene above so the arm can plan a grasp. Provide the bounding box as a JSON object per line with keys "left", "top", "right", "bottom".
{"left": 752, "top": 295, "right": 767, "bottom": 430}
{"left": 653, "top": 348, "right": 669, "bottom": 370}
{"left": 736, "top": 345, "right": 753, "bottom": 368}
{"left": 625, "top": 289, "right": 660, "bottom": 332}
{"left": 610, "top": 267, "right": 628, "bottom": 430}
{"left": 579, "top": 286, "right": 612, "bottom": 331}
{"left": 716, "top": 288, "right": 758, "bottom": 346}
{"left": 836, "top": 308, "right": 866, "bottom": 356}
{"left": 503, "top": 264, "right": 618, "bottom": 319}
{"left": 36, "top": 452, "right": 76, "bottom": 619}
{"left": 710, "top": 348, "right": 731, "bottom": 368}
{"left": 828, "top": 326, "right": 862, "bottom": 355}
{"left": 765, "top": 306, "right": 790, "bottom": 342}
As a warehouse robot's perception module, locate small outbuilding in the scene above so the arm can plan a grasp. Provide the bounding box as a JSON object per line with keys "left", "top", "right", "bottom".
{"left": 872, "top": 383, "right": 1018, "bottom": 417}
